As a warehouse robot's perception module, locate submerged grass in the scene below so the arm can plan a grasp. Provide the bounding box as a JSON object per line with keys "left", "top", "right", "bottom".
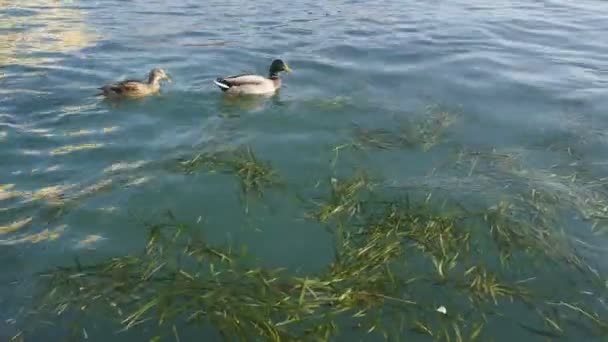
{"left": 453, "top": 145, "right": 608, "bottom": 237}
{"left": 26, "top": 217, "right": 418, "bottom": 341}
{"left": 331, "top": 108, "right": 457, "bottom": 165}
{"left": 19, "top": 172, "right": 608, "bottom": 341}
{"left": 177, "top": 146, "right": 280, "bottom": 200}
{"left": 309, "top": 173, "right": 374, "bottom": 223}
{"left": 11, "top": 111, "right": 608, "bottom": 340}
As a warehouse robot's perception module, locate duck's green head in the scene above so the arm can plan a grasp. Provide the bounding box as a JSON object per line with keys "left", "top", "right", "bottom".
{"left": 269, "top": 59, "right": 292, "bottom": 77}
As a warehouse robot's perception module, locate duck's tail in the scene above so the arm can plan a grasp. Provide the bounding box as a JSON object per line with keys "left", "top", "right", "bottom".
{"left": 214, "top": 78, "right": 230, "bottom": 90}
{"left": 96, "top": 86, "right": 108, "bottom": 97}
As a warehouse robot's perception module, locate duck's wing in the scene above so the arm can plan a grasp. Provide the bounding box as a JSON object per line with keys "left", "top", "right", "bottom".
{"left": 214, "top": 74, "right": 267, "bottom": 89}
{"left": 100, "top": 80, "right": 145, "bottom": 95}
{"left": 114, "top": 80, "right": 145, "bottom": 93}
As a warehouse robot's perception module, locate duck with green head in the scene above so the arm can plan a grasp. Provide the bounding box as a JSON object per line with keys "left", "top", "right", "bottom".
{"left": 214, "top": 59, "right": 292, "bottom": 95}
{"left": 99, "top": 68, "right": 171, "bottom": 98}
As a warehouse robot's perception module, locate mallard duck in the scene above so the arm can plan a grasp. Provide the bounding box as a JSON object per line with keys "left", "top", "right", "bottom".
{"left": 214, "top": 59, "right": 291, "bottom": 95}
{"left": 99, "top": 68, "right": 171, "bottom": 98}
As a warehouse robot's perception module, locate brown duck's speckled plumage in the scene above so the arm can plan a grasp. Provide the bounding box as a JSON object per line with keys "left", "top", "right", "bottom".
{"left": 99, "top": 68, "right": 170, "bottom": 98}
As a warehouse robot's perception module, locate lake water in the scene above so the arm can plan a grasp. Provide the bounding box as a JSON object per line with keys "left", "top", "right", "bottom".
{"left": 1, "top": 0, "right": 608, "bottom": 340}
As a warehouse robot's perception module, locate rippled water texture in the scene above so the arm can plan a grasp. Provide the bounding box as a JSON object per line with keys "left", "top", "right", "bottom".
{"left": 1, "top": 0, "right": 608, "bottom": 340}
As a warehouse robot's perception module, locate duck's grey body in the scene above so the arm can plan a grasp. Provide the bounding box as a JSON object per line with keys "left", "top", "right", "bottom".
{"left": 214, "top": 59, "right": 291, "bottom": 96}
{"left": 214, "top": 74, "right": 281, "bottom": 95}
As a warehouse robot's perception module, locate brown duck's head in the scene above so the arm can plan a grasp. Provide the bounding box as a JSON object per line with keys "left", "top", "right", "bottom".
{"left": 148, "top": 68, "right": 171, "bottom": 83}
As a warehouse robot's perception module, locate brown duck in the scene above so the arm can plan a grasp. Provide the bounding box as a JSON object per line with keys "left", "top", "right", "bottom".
{"left": 99, "top": 68, "right": 171, "bottom": 98}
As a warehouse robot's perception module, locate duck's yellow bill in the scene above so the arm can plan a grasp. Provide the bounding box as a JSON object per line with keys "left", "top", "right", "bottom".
{"left": 284, "top": 65, "right": 292, "bottom": 73}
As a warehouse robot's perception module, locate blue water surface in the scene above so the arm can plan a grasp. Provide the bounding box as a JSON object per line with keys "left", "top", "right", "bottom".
{"left": 1, "top": 0, "right": 608, "bottom": 340}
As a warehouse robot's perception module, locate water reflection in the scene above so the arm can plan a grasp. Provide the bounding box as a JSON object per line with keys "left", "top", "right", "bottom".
{"left": 50, "top": 142, "right": 104, "bottom": 155}
{"left": 75, "top": 234, "right": 105, "bottom": 249}
{"left": 0, "top": 168, "right": 155, "bottom": 245}
{"left": 0, "top": 217, "right": 32, "bottom": 234}
{"left": 218, "top": 93, "right": 278, "bottom": 113}
{"left": 0, "top": 0, "right": 99, "bottom": 67}
{"left": 0, "top": 224, "right": 66, "bottom": 245}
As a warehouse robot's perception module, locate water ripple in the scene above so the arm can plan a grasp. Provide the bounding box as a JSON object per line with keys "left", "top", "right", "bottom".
{"left": 1, "top": 2, "right": 608, "bottom": 337}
